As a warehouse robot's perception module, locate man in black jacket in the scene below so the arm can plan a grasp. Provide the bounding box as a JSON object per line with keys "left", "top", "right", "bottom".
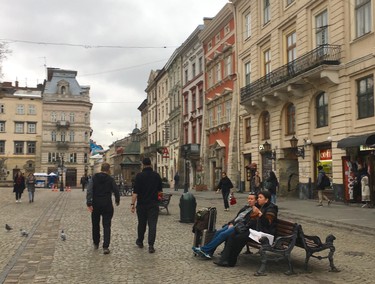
{"left": 131, "top": 157, "right": 163, "bottom": 253}
{"left": 86, "top": 163, "right": 120, "bottom": 254}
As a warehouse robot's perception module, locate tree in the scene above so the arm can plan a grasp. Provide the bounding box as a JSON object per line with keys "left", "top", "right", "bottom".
{"left": 0, "top": 42, "right": 11, "bottom": 79}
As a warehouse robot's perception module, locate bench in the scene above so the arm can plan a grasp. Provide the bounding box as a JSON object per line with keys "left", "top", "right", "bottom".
{"left": 246, "top": 219, "right": 339, "bottom": 276}
{"left": 246, "top": 219, "right": 299, "bottom": 276}
{"left": 158, "top": 193, "right": 172, "bottom": 215}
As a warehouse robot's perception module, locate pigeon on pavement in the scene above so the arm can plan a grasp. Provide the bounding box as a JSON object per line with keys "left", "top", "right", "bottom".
{"left": 60, "top": 230, "right": 66, "bottom": 241}
{"left": 5, "top": 224, "right": 13, "bottom": 231}
{"left": 20, "top": 229, "right": 29, "bottom": 237}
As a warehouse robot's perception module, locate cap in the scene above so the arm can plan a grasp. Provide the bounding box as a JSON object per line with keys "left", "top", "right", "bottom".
{"left": 142, "top": 157, "right": 151, "bottom": 166}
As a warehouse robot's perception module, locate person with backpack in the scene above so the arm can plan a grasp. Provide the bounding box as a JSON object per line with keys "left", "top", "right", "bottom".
{"left": 316, "top": 165, "right": 332, "bottom": 206}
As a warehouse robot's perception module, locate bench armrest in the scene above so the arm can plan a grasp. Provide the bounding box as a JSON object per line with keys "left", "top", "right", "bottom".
{"left": 260, "top": 234, "right": 296, "bottom": 252}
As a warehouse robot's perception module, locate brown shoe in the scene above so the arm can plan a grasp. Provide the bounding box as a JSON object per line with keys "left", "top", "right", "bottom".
{"left": 149, "top": 246, "right": 155, "bottom": 253}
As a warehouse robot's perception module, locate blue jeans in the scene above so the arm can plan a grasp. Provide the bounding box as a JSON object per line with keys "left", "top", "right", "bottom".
{"left": 200, "top": 225, "right": 235, "bottom": 255}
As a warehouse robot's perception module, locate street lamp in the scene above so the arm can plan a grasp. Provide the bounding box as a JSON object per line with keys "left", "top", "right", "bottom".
{"left": 182, "top": 144, "right": 189, "bottom": 193}
{"left": 290, "top": 136, "right": 305, "bottom": 159}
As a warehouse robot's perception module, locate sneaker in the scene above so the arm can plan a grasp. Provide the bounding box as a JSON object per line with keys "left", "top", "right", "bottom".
{"left": 136, "top": 240, "right": 144, "bottom": 248}
{"left": 361, "top": 204, "right": 368, "bottom": 208}
{"left": 192, "top": 247, "right": 201, "bottom": 254}
{"left": 148, "top": 246, "right": 155, "bottom": 253}
{"left": 103, "top": 248, "right": 110, "bottom": 254}
{"left": 197, "top": 248, "right": 211, "bottom": 259}
{"left": 93, "top": 244, "right": 99, "bottom": 250}
{"left": 16, "top": 200, "right": 19, "bottom": 203}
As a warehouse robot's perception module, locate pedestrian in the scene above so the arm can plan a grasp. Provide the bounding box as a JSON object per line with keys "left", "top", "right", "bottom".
{"left": 13, "top": 171, "right": 25, "bottom": 203}
{"left": 214, "top": 190, "right": 278, "bottom": 267}
{"left": 192, "top": 192, "right": 261, "bottom": 259}
{"left": 216, "top": 172, "right": 234, "bottom": 211}
{"left": 361, "top": 172, "right": 371, "bottom": 208}
{"left": 253, "top": 171, "right": 261, "bottom": 194}
{"left": 316, "top": 165, "right": 331, "bottom": 206}
{"left": 86, "top": 162, "right": 120, "bottom": 254}
{"left": 264, "top": 170, "right": 279, "bottom": 204}
{"left": 26, "top": 173, "right": 36, "bottom": 203}
{"left": 80, "top": 174, "right": 88, "bottom": 192}
{"left": 174, "top": 172, "right": 180, "bottom": 191}
{"left": 131, "top": 157, "right": 163, "bottom": 253}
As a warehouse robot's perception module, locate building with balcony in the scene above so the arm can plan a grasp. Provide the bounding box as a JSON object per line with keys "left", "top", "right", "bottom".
{"left": 232, "top": 0, "right": 375, "bottom": 203}
{"left": 41, "top": 68, "right": 92, "bottom": 187}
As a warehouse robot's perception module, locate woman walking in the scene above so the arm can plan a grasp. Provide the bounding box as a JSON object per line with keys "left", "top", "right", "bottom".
{"left": 13, "top": 172, "right": 25, "bottom": 203}
{"left": 26, "top": 173, "right": 36, "bottom": 203}
{"left": 264, "top": 171, "right": 279, "bottom": 204}
{"left": 216, "top": 172, "right": 234, "bottom": 211}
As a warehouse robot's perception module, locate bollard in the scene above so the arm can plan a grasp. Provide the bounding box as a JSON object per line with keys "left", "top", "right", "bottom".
{"left": 179, "top": 192, "right": 197, "bottom": 223}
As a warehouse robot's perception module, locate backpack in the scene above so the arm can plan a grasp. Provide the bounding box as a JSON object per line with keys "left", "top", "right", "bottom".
{"left": 321, "top": 174, "right": 331, "bottom": 188}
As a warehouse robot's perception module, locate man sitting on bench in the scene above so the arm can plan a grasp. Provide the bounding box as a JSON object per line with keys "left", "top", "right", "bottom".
{"left": 214, "top": 190, "right": 278, "bottom": 267}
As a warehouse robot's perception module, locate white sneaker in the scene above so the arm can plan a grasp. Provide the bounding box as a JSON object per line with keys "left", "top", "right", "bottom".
{"left": 19, "top": 200, "right": 22, "bottom": 203}
{"left": 16, "top": 200, "right": 19, "bottom": 203}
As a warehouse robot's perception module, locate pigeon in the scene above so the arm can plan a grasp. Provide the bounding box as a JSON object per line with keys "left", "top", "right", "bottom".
{"left": 60, "top": 230, "right": 66, "bottom": 241}
{"left": 20, "top": 229, "right": 29, "bottom": 237}
{"left": 5, "top": 224, "right": 12, "bottom": 231}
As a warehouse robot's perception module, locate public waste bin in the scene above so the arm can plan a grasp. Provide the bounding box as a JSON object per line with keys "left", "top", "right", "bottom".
{"left": 179, "top": 192, "right": 196, "bottom": 223}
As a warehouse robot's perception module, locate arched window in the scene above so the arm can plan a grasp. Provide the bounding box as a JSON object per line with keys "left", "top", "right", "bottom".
{"left": 316, "top": 92, "right": 328, "bottom": 128}
{"left": 51, "top": 131, "right": 56, "bottom": 142}
{"left": 262, "top": 111, "right": 270, "bottom": 139}
{"left": 286, "top": 103, "right": 295, "bottom": 135}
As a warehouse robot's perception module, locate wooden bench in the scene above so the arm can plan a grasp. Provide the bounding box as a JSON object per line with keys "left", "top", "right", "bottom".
{"left": 246, "top": 219, "right": 299, "bottom": 276}
{"left": 158, "top": 193, "right": 172, "bottom": 215}
{"left": 246, "top": 219, "right": 339, "bottom": 276}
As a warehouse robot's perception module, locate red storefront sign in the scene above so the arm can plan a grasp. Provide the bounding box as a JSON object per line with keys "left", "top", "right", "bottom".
{"left": 319, "top": 149, "right": 332, "bottom": 160}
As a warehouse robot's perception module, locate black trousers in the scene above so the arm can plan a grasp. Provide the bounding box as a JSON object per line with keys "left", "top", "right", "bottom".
{"left": 91, "top": 204, "right": 114, "bottom": 248}
{"left": 220, "top": 231, "right": 250, "bottom": 266}
{"left": 136, "top": 203, "right": 159, "bottom": 246}
{"left": 221, "top": 189, "right": 230, "bottom": 209}
{"left": 15, "top": 191, "right": 23, "bottom": 200}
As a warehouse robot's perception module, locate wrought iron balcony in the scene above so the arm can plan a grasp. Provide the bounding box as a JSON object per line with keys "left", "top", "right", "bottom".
{"left": 57, "top": 141, "right": 69, "bottom": 149}
{"left": 143, "top": 140, "right": 161, "bottom": 155}
{"left": 56, "top": 120, "right": 70, "bottom": 128}
{"left": 240, "top": 44, "right": 341, "bottom": 104}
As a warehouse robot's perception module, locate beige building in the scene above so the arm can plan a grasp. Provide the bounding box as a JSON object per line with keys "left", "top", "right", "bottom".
{"left": 41, "top": 68, "right": 92, "bottom": 187}
{"left": 232, "top": 0, "right": 375, "bottom": 202}
{"left": 0, "top": 81, "right": 43, "bottom": 185}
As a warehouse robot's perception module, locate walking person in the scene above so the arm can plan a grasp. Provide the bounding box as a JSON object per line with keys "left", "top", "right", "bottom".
{"left": 80, "top": 174, "right": 88, "bottom": 192}
{"left": 264, "top": 171, "right": 279, "bottom": 204}
{"left": 131, "top": 157, "right": 163, "bottom": 253}
{"left": 13, "top": 171, "right": 25, "bottom": 203}
{"left": 174, "top": 172, "right": 179, "bottom": 191}
{"left": 26, "top": 173, "right": 36, "bottom": 203}
{"left": 361, "top": 171, "right": 371, "bottom": 208}
{"left": 216, "top": 172, "right": 234, "bottom": 211}
{"left": 86, "top": 163, "right": 120, "bottom": 254}
{"left": 316, "top": 165, "right": 331, "bottom": 206}
{"left": 253, "top": 171, "right": 262, "bottom": 194}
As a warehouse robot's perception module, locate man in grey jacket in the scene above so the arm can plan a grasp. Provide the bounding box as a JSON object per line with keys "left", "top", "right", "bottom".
{"left": 87, "top": 162, "right": 120, "bottom": 254}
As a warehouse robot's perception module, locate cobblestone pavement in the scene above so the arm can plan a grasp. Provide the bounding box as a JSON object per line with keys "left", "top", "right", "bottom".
{"left": 0, "top": 187, "right": 374, "bottom": 283}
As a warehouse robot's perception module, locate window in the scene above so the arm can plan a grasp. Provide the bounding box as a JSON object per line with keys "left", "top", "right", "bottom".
{"left": 356, "top": 0, "right": 371, "bottom": 38}
{"left": 192, "top": 92, "right": 196, "bottom": 110}
{"left": 199, "top": 88, "right": 203, "bottom": 108}
{"left": 185, "top": 69, "right": 188, "bottom": 84}
{"left": 217, "top": 105, "right": 222, "bottom": 124}
{"left": 245, "top": 118, "right": 251, "bottom": 143}
{"left": 0, "top": 121, "right": 5, "bottom": 132}
{"left": 263, "top": 0, "right": 271, "bottom": 25}
{"left": 286, "top": 0, "right": 294, "bottom": 6}
{"left": 0, "top": 141, "right": 4, "bottom": 154}
{"left": 70, "top": 112, "right": 75, "bottom": 123}
{"left": 27, "top": 122, "right": 36, "bottom": 134}
{"left": 216, "top": 32, "right": 221, "bottom": 42}
{"left": 28, "top": 104, "right": 36, "bottom": 115}
{"left": 69, "top": 130, "right": 75, "bottom": 142}
{"left": 61, "top": 131, "right": 66, "bottom": 142}
{"left": 0, "top": 104, "right": 4, "bottom": 113}
{"left": 27, "top": 142, "right": 36, "bottom": 154}
{"left": 262, "top": 111, "right": 270, "bottom": 140}
{"left": 224, "top": 24, "right": 230, "bottom": 35}
{"left": 84, "top": 153, "right": 88, "bottom": 163}
{"left": 61, "top": 112, "right": 66, "bottom": 121}
{"left": 215, "top": 62, "right": 221, "bottom": 83}
{"left": 245, "top": 62, "right": 251, "bottom": 85}
{"left": 51, "top": 112, "right": 57, "bottom": 122}
{"left": 84, "top": 113, "right": 89, "bottom": 124}
{"left": 192, "top": 63, "right": 196, "bottom": 78}
{"left": 316, "top": 10, "right": 328, "bottom": 46}
{"left": 225, "top": 56, "right": 232, "bottom": 77}
{"left": 208, "top": 42, "right": 212, "bottom": 51}
{"left": 198, "top": 57, "right": 203, "bottom": 74}
{"left": 184, "top": 96, "right": 188, "bottom": 115}
{"left": 192, "top": 124, "right": 196, "bottom": 144}
{"left": 16, "top": 104, "right": 24, "bottom": 115}
{"left": 245, "top": 13, "right": 251, "bottom": 39}
{"left": 226, "top": 101, "right": 231, "bottom": 121}
{"left": 357, "top": 76, "right": 374, "bottom": 119}
{"left": 69, "top": 153, "right": 77, "bottom": 163}
{"left": 264, "top": 49, "right": 271, "bottom": 76}
{"left": 208, "top": 109, "right": 213, "bottom": 128}
{"left": 287, "top": 32, "right": 296, "bottom": 63}
{"left": 208, "top": 69, "right": 213, "bottom": 88}
{"left": 15, "top": 122, "right": 24, "bottom": 133}
{"left": 286, "top": 104, "right": 296, "bottom": 134}
{"left": 316, "top": 92, "right": 329, "bottom": 127}
{"left": 51, "top": 131, "right": 57, "bottom": 142}
{"left": 14, "top": 141, "right": 24, "bottom": 154}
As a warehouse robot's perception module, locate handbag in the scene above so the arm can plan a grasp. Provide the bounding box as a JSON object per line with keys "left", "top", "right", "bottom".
{"left": 229, "top": 193, "right": 237, "bottom": 205}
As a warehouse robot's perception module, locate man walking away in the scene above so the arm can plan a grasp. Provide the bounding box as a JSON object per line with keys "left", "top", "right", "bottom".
{"left": 81, "top": 175, "right": 88, "bottom": 192}
{"left": 86, "top": 163, "right": 120, "bottom": 254}
{"left": 316, "top": 165, "right": 331, "bottom": 206}
{"left": 131, "top": 157, "right": 163, "bottom": 253}
{"left": 174, "top": 172, "right": 179, "bottom": 191}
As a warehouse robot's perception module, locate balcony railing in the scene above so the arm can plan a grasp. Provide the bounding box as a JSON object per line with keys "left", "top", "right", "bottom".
{"left": 56, "top": 120, "right": 70, "bottom": 128}
{"left": 57, "top": 141, "right": 69, "bottom": 149}
{"left": 240, "top": 44, "right": 341, "bottom": 103}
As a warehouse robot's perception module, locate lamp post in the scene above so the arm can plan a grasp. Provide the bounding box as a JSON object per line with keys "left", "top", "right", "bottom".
{"left": 57, "top": 154, "right": 65, "bottom": 192}
{"left": 182, "top": 145, "right": 189, "bottom": 193}
{"left": 290, "top": 136, "right": 305, "bottom": 159}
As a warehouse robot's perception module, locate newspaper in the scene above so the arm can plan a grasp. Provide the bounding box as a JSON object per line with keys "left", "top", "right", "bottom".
{"left": 249, "top": 229, "right": 274, "bottom": 244}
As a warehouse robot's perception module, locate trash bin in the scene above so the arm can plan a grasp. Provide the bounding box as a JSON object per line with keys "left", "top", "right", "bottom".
{"left": 179, "top": 192, "right": 197, "bottom": 223}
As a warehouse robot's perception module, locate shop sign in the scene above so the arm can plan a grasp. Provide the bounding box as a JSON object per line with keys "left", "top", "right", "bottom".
{"left": 319, "top": 149, "right": 332, "bottom": 160}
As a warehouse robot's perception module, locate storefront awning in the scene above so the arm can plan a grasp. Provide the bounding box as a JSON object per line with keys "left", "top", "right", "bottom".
{"left": 337, "top": 133, "right": 375, "bottom": 148}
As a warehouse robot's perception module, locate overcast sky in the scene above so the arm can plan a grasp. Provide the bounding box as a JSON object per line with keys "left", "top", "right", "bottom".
{"left": 0, "top": 0, "right": 229, "bottom": 149}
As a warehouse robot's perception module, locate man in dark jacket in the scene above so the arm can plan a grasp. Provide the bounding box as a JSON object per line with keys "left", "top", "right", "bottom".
{"left": 86, "top": 163, "right": 120, "bottom": 254}
{"left": 216, "top": 172, "right": 234, "bottom": 211}
{"left": 131, "top": 157, "right": 163, "bottom": 253}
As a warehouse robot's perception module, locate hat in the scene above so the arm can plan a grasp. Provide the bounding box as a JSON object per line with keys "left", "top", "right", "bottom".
{"left": 142, "top": 157, "right": 151, "bottom": 165}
